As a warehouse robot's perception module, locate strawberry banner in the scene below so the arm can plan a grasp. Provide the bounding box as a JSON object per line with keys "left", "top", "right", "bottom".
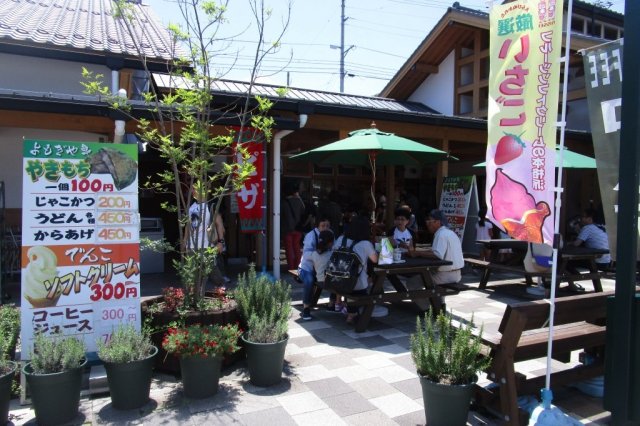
{"left": 485, "top": 0, "right": 563, "bottom": 245}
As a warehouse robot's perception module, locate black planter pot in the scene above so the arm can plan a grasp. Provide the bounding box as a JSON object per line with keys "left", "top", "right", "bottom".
{"left": 103, "top": 346, "right": 158, "bottom": 410}
{"left": 0, "top": 361, "right": 18, "bottom": 425}
{"left": 242, "top": 334, "right": 288, "bottom": 387}
{"left": 179, "top": 355, "right": 222, "bottom": 399}
{"left": 419, "top": 374, "right": 476, "bottom": 426}
{"left": 23, "top": 359, "right": 87, "bottom": 426}
{"left": 141, "top": 296, "right": 241, "bottom": 374}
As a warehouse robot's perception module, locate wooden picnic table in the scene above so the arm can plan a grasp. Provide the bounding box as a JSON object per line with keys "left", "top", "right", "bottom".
{"left": 471, "top": 239, "right": 608, "bottom": 292}
{"left": 346, "top": 256, "right": 456, "bottom": 332}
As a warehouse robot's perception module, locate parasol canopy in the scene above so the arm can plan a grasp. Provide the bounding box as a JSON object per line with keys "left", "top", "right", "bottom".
{"left": 474, "top": 147, "right": 596, "bottom": 169}
{"left": 289, "top": 126, "right": 452, "bottom": 167}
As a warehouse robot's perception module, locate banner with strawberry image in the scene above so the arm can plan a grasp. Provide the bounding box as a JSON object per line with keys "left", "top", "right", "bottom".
{"left": 485, "top": 0, "right": 563, "bottom": 246}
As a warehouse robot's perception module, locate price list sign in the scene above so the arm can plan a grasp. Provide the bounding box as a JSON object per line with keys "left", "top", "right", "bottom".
{"left": 20, "top": 140, "right": 140, "bottom": 353}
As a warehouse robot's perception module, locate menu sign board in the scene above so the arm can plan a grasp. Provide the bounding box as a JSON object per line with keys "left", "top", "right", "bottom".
{"left": 438, "top": 176, "right": 479, "bottom": 246}
{"left": 21, "top": 140, "right": 140, "bottom": 354}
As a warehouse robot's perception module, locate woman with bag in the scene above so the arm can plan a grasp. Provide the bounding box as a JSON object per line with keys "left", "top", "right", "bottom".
{"left": 332, "top": 215, "right": 378, "bottom": 324}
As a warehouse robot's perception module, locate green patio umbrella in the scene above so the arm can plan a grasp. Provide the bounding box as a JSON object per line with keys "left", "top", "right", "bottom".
{"left": 290, "top": 125, "right": 453, "bottom": 218}
{"left": 473, "top": 147, "right": 596, "bottom": 168}
{"left": 290, "top": 126, "right": 451, "bottom": 167}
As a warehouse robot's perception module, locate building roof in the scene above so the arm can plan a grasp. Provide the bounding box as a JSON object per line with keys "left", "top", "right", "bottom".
{"left": 381, "top": 1, "right": 624, "bottom": 99}
{"left": 152, "top": 73, "right": 489, "bottom": 130}
{"left": 0, "top": 0, "right": 184, "bottom": 68}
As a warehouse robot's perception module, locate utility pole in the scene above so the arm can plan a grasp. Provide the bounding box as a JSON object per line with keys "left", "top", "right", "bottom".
{"left": 339, "top": 0, "right": 346, "bottom": 92}
{"left": 330, "top": 0, "right": 353, "bottom": 93}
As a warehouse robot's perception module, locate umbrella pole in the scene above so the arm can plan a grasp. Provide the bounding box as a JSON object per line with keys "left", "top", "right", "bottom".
{"left": 370, "top": 152, "right": 377, "bottom": 223}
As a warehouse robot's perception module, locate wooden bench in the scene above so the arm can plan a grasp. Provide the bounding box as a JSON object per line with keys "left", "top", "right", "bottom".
{"left": 473, "top": 291, "right": 612, "bottom": 425}
{"left": 465, "top": 257, "right": 551, "bottom": 289}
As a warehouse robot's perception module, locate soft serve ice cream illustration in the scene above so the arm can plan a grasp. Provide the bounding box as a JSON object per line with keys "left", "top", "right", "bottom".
{"left": 24, "top": 246, "right": 61, "bottom": 307}
{"left": 489, "top": 168, "right": 550, "bottom": 244}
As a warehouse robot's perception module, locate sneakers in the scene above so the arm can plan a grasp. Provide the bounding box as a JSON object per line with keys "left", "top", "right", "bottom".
{"left": 326, "top": 303, "right": 344, "bottom": 313}
{"left": 301, "top": 307, "right": 312, "bottom": 321}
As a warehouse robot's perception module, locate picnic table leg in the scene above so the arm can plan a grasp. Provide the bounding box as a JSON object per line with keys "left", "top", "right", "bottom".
{"left": 355, "top": 302, "right": 375, "bottom": 333}
{"left": 498, "top": 361, "right": 520, "bottom": 425}
{"left": 479, "top": 268, "right": 491, "bottom": 289}
{"left": 588, "top": 259, "right": 603, "bottom": 292}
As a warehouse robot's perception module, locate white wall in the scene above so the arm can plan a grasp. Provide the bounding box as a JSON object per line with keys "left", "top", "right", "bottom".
{"left": 0, "top": 53, "right": 112, "bottom": 96}
{"left": 408, "top": 51, "right": 455, "bottom": 115}
{"left": 0, "top": 128, "right": 106, "bottom": 208}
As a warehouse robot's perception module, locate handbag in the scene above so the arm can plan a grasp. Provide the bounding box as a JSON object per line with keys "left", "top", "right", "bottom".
{"left": 524, "top": 242, "right": 553, "bottom": 272}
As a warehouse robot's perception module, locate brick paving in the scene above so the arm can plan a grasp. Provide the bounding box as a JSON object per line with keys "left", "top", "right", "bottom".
{"left": 4, "top": 266, "right": 616, "bottom": 425}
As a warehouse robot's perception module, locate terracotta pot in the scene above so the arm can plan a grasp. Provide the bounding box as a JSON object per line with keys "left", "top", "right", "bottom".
{"left": 141, "top": 295, "right": 242, "bottom": 374}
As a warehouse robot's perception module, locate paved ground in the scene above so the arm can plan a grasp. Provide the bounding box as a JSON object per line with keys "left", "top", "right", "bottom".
{"left": 3, "top": 264, "right": 618, "bottom": 425}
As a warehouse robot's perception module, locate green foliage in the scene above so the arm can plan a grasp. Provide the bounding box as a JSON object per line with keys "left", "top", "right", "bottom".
{"left": 82, "top": 0, "right": 292, "bottom": 304}
{"left": 97, "top": 324, "right": 155, "bottom": 364}
{"left": 410, "top": 311, "right": 491, "bottom": 386}
{"left": 0, "top": 305, "right": 20, "bottom": 370}
{"left": 235, "top": 265, "right": 291, "bottom": 343}
{"left": 28, "top": 332, "right": 86, "bottom": 375}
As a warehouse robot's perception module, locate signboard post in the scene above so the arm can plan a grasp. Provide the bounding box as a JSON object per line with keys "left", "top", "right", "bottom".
{"left": 438, "top": 176, "right": 479, "bottom": 254}
{"left": 21, "top": 140, "right": 140, "bottom": 355}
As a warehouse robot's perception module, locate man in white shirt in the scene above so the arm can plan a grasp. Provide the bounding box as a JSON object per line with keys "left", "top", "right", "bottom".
{"left": 421, "top": 209, "right": 465, "bottom": 284}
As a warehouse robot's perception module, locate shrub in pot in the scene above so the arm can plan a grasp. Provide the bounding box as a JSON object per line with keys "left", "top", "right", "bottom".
{"left": 235, "top": 267, "right": 292, "bottom": 386}
{"left": 97, "top": 325, "right": 157, "bottom": 410}
{"left": 23, "top": 332, "right": 86, "bottom": 426}
{"left": 162, "top": 322, "right": 242, "bottom": 399}
{"left": 0, "top": 305, "right": 19, "bottom": 424}
{"left": 410, "top": 311, "right": 491, "bottom": 426}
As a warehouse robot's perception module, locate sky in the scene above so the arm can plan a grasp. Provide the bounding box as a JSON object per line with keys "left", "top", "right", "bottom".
{"left": 151, "top": 0, "right": 626, "bottom": 97}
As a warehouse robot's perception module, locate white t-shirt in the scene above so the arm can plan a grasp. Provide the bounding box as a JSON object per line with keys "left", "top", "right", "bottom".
{"left": 311, "top": 250, "right": 333, "bottom": 282}
{"left": 392, "top": 228, "right": 413, "bottom": 247}
{"left": 432, "top": 226, "right": 465, "bottom": 271}
{"left": 476, "top": 221, "right": 492, "bottom": 240}
{"left": 187, "top": 202, "right": 212, "bottom": 249}
{"left": 333, "top": 236, "right": 376, "bottom": 291}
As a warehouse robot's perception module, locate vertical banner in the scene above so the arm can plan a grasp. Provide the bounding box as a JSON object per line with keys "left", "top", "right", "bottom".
{"left": 21, "top": 140, "right": 140, "bottom": 354}
{"left": 582, "top": 40, "right": 626, "bottom": 260}
{"left": 233, "top": 128, "right": 265, "bottom": 233}
{"left": 486, "top": 0, "right": 563, "bottom": 245}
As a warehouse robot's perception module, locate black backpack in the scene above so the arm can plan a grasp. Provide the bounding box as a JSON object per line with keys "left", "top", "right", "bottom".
{"left": 323, "top": 238, "right": 362, "bottom": 294}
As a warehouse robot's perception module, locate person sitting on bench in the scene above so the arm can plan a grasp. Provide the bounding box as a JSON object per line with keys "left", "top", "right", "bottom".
{"left": 569, "top": 208, "right": 611, "bottom": 273}
{"left": 411, "top": 209, "right": 464, "bottom": 285}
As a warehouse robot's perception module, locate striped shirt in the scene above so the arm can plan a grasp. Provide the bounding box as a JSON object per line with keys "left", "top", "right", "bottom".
{"left": 576, "top": 224, "right": 611, "bottom": 264}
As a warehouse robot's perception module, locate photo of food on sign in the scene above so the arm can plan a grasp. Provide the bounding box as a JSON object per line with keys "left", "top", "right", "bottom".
{"left": 489, "top": 168, "right": 550, "bottom": 244}
{"left": 86, "top": 148, "right": 137, "bottom": 190}
{"left": 23, "top": 246, "right": 61, "bottom": 308}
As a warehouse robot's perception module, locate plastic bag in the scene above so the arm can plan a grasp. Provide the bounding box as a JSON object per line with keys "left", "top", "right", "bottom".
{"left": 378, "top": 237, "right": 394, "bottom": 265}
{"left": 524, "top": 242, "right": 553, "bottom": 272}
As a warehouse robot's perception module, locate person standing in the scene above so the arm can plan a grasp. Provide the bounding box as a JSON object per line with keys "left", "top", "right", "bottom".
{"left": 185, "top": 186, "right": 226, "bottom": 287}
{"left": 281, "top": 185, "right": 305, "bottom": 271}
{"left": 476, "top": 209, "right": 493, "bottom": 261}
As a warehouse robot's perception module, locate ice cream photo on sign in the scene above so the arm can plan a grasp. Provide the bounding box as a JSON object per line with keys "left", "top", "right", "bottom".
{"left": 23, "top": 245, "right": 61, "bottom": 308}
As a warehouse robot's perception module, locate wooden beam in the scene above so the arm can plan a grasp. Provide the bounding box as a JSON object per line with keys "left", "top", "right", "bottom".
{"left": 411, "top": 62, "right": 439, "bottom": 74}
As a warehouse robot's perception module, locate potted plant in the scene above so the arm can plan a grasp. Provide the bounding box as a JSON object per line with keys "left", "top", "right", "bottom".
{"left": 142, "top": 285, "right": 240, "bottom": 373}
{"left": 97, "top": 324, "right": 157, "bottom": 410}
{"left": 162, "top": 322, "right": 242, "bottom": 399}
{"left": 0, "top": 305, "right": 20, "bottom": 425}
{"left": 235, "top": 266, "right": 292, "bottom": 386}
{"left": 23, "top": 332, "right": 86, "bottom": 426}
{"left": 410, "top": 311, "right": 491, "bottom": 426}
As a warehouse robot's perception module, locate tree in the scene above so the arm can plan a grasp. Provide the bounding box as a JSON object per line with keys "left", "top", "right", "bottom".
{"left": 82, "top": 0, "right": 291, "bottom": 308}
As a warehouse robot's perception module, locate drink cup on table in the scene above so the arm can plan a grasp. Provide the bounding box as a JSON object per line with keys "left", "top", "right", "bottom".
{"left": 393, "top": 249, "right": 402, "bottom": 262}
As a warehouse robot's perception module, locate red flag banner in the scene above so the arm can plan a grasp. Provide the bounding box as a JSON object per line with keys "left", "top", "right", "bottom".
{"left": 485, "top": 0, "right": 563, "bottom": 245}
{"left": 233, "top": 128, "right": 265, "bottom": 233}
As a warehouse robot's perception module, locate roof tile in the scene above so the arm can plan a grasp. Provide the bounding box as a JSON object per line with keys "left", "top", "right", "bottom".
{"left": 0, "top": 0, "right": 185, "bottom": 61}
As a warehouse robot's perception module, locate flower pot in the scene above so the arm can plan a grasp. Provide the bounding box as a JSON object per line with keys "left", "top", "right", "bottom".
{"left": 419, "top": 374, "right": 476, "bottom": 426}
{"left": 23, "top": 359, "right": 87, "bottom": 426}
{"left": 103, "top": 346, "right": 158, "bottom": 410}
{"left": 141, "top": 296, "right": 241, "bottom": 373}
{"left": 242, "top": 334, "right": 288, "bottom": 387}
{"left": 1, "top": 361, "right": 18, "bottom": 424}
{"left": 179, "top": 355, "right": 222, "bottom": 399}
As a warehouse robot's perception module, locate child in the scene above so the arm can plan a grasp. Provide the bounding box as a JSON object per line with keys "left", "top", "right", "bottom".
{"left": 389, "top": 207, "right": 416, "bottom": 251}
{"left": 311, "top": 230, "right": 342, "bottom": 312}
